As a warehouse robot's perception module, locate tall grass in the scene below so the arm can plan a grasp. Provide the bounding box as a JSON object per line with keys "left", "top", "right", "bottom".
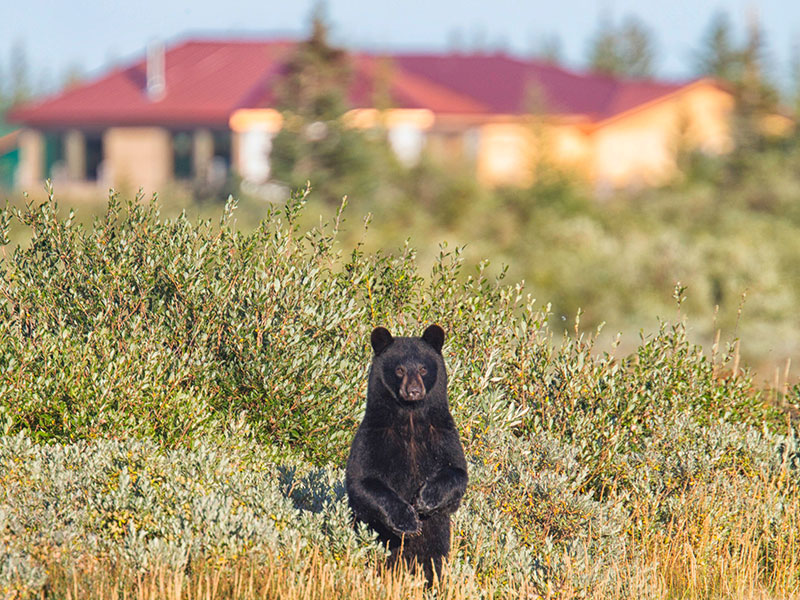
{"left": 15, "top": 477, "right": 800, "bottom": 600}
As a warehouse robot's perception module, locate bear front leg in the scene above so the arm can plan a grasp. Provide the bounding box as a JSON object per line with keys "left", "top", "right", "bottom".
{"left": 414, "top": 466, "right": 468, "bottom": 516}
{"left": 351, "top": 477, "right": 422, "bottom": 536}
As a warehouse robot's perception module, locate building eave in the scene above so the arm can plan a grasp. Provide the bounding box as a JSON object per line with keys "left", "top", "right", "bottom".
{"left": 587, "top": 78, "right": 726, "bottom": 132}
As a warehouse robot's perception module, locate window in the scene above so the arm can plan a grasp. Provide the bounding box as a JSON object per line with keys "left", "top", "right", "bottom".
{"left": 172, "top": 131, "right": 193, "bottom": 179}
{"left": 44, "top": 132, "right": 65, "bottom": 179}
{"left": 85, "top": 134, "right": 103, "bottom": 181}
{"left": 212, "top": 130, "right": 231, "bottom": 169}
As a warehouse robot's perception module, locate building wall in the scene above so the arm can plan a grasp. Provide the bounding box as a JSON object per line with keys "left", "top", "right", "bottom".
{"left": 13, "top": 84, "right": 732, "bottom": 193}
{"left": 16, "top": 129, "right": 44, "bottom": 189}
{"left": 476, "top": 123, "right": 535, "bottom": 186}
{"left": 64, "top": 129, "right": 87, "bottom": 181}
{"left": 103, "top": 127, "right": 173, "bottom": 192}
{"left": 475, "top": 120, "right": 593, "bottom": 185}
{"left": 229, "top": 109, "right": 283, "bottom": 184}
{"left": 589, "top": 83, "right": 734, "bottom": 187}
{"left": 472, "top": 82, "right": 734, "bottom": 188}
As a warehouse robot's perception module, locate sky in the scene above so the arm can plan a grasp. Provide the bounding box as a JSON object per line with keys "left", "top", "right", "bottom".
{"left": 1, "top": 0, "right": 798, "bottom": 93}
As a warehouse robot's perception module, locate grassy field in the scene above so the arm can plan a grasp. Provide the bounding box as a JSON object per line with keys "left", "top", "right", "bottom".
{"left": 0, "top": 190, "right": 799, "bottom": 598}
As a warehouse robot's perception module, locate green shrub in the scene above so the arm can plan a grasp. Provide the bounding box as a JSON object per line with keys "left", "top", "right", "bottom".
{"left": 1, "top": 189, "right": 799, "bottom": 598}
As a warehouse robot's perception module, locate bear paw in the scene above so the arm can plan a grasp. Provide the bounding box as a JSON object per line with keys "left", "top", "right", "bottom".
{"left": 414, "top": 483, "right": 442, "bottom": 516}
{"left": 388, "top": 503, "right": 422, "bottom": 536}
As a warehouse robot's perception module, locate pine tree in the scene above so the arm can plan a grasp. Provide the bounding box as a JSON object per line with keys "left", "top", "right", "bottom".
{"left": 737, "top": 12, "right": 777, "bottom": 114}
{"left": 587, "top": 16, "right": 656, "bottom": 79}
{"left": 9, "top": 41, "right": 32, "bottom": 106}
{"left": 694, "top": 11, "right": 739, "bottom": 81}
{"left": 1, "top": 42, "right": 35, "bottom": 134}
{"left": 531, "top": 33, "right": 563, "bottom": 65}
{"left": 791, "top": 43, "right": 800, "bottom": 119}
{"left": 695, "top": 10, "right": 779, "bottom": 165}
{"left": 274, "top": 7, "right": 349, "bottom": 122}
{"left": 269, "top": 4, "right": 380, "bottom": 204}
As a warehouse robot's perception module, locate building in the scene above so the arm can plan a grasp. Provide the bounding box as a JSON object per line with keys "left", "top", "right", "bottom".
{"left": 7, "top": 38, "right": 736, "bottom": 194}
{"left": 0, "top": 129, "right": 20, "bottom": 189}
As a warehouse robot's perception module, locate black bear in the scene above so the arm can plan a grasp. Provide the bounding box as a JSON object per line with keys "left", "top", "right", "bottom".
{"left": 346, "top": 324, "right": 468, "bottom": 583}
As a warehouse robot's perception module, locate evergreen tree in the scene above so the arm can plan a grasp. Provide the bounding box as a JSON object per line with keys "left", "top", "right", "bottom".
{"left": 0, "top": 59, "right": 6, "bottom": 115}
{"left": 695, "top": 10, "right": 779, "bottom": 166}
{"left": 9, "top": 41, "right": 32, "bottom": 106}
{"left": 274, "top": 6, "right": 349, "bottom": 122}
{"left": 269, "top": 4, "right": 382, "bottom": 204}
{"left": 791, "top": 43, "right": 800, "bottom": 119}
{"left": 694, "top": 11, "right": 739, "bottom": 81}
{"left": 531, "top": 33, "right": 563, "bottom": 65}
{"left": 1, "top": 42, "right": 35, "bottom": 134}
{"left": 737, "top": 12, "right": 777, "bottom": 114}
{"left": 695, "top": 10, "right": 778, "bottom": 111}
{"left": 587, "top": 16, "right": 656, "bottom": 78}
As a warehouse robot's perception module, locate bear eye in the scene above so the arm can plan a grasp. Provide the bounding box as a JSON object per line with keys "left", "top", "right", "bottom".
{"left": 395, "top": 366, "right": 406, "bottom": 377}
{"left": 419, "top": 366, "right": 427, "bottom": 376}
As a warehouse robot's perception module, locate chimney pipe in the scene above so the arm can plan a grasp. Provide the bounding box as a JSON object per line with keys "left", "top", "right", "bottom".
{"left": 146, "top": 40, "right": 166, "bottom": 101}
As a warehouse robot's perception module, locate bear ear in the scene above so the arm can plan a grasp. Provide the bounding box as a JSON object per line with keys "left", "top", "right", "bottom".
{"left": 371, "top": 327, "right": 394, "bottom": 355}
{"left": 421, "top": 324, "right": 445, "bottom": 353}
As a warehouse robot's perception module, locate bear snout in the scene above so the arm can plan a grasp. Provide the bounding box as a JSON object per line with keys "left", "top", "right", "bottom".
{"left": 400, "top": 372, "right": 426, "bottom": 402}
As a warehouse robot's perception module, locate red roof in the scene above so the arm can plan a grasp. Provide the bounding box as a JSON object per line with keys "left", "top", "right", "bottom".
{"left": 391, "top": 53, "right": 691, "bottom": 120}
{"left": 348, "top": 55, "right": 487, "bottom": 114}
{"left": 9, "top": 40, "right": 294, "bottom": 127}
{"left": 8, "top": 38, "right": 700, "bottom": 128}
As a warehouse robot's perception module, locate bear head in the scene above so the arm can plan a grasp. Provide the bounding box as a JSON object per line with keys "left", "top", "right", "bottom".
{"left": 369, "top": 324, "right": 445, "bottom": 406}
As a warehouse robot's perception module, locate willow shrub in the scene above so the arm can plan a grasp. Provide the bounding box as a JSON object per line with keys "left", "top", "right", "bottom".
{"left": 2, "top": 188, "right": 800, "bottom": 597}
{"left": 0, "top": 187, "right": 792, "bottom": 466}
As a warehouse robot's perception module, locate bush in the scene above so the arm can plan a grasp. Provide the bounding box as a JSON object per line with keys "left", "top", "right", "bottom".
{"left": 1, "top": 190, "right": 799, "bottom": 598}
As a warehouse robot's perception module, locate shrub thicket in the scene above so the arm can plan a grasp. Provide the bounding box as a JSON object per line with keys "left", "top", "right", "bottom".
{"left": 1, "top": 190, "right": 799, "bottom": 598}
{"left": 281, "top": 138, "right": 800, "bottom": 376}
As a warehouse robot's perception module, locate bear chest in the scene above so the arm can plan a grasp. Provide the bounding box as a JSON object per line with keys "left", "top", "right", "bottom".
{"left": 370, "top": 419, "right": 446, "bottom": 490}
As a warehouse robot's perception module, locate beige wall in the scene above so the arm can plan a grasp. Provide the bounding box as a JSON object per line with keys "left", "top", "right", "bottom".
{"left": 475, "top": 120, "right": 593, "bottom": 185}
{"left": 472, "top": 82, "right": 734, "bottom": 188}
{"left": 16, "top": 129, "right": 44, "bottom": 189}
{"left": 64, "top": 129, "right": 86, "bottom": 180}
{"left": 589, "top": 84, "right": 734, "bottom": 187}
{"left": 103, "top": 127, "right": 173, "bottom": 192}
{"left": 476, "top": 123, "right": 535, "bottom": 186}
{"left": 193, "top": 129, "right": 214, "bottom": 179}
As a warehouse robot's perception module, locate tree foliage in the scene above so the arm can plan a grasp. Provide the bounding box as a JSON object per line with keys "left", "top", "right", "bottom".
{"left": 269, "top": 7, "right": 383, "bottom": 204}
{"left": 530, "top": 33, "right": 563, "bottom": 65}
{"left": 695, "top": 10, "right": 781, "bottom": 177}
{"left": 0, "top": 41, "right": 34, "bottom": 135}
{"left": 694, "top": 11, "right": 740, "bottom": 82}
{"left": 587, "top": 15, "right": 656, "bottom": 79}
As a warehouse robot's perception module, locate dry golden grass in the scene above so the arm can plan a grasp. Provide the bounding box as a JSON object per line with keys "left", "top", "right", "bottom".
{"left": 39, "top": 546, "right": 493, "bottom": 600}
{"left": 33, "top": 483, "right": 800, "bottom": 600}
{"left": 550, "top": 476, "right": 800, "bottom": 600}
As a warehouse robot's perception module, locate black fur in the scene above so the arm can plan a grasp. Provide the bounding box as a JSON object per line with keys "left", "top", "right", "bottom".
{"left": 346, "top": 325, "right": 468, "bottom": 583}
